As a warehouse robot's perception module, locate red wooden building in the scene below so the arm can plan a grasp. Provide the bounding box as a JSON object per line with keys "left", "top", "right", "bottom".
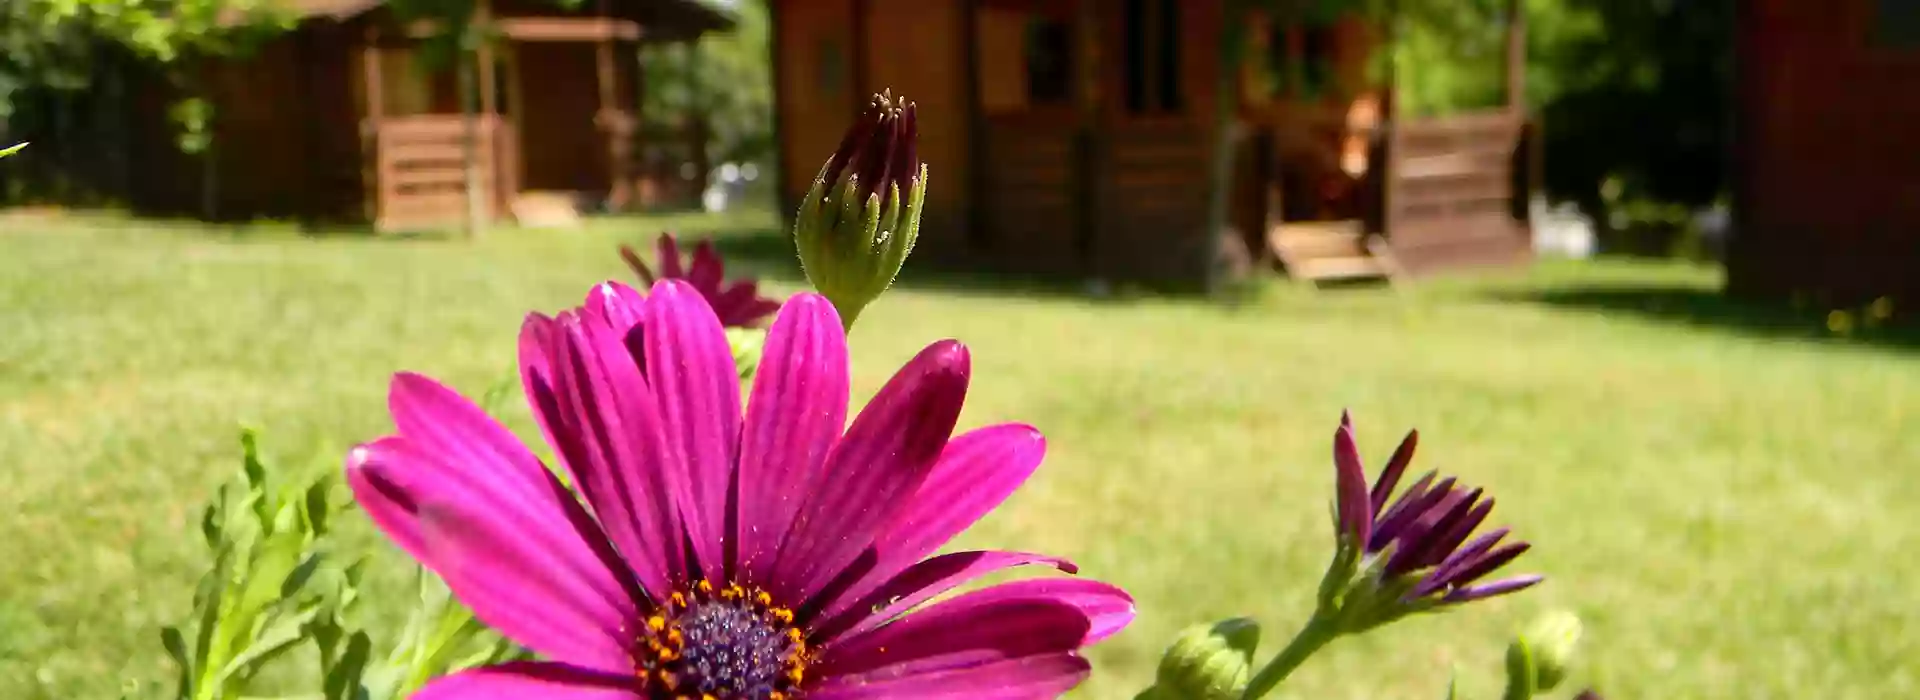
{"left": 1730, "top": 0, "right": 1920, "bottom": 311}
{"left": 122, "top": 0, "right": 731, "bottom": 230}
{"left": 770, "top": 0, "right": 1533, "bottom": 290}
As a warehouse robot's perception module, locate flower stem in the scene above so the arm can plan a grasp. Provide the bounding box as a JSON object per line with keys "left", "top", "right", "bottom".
{"left": 1241, "top": 613, "right": 1341, "bottom": 699}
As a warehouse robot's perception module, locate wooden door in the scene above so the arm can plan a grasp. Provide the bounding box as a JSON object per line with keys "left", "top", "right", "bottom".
{"left": 970, "top": 0, "right": 1091, "bottom": 274}
{"left": 1088, "top": 0, "right": 1212, "bottom": 284}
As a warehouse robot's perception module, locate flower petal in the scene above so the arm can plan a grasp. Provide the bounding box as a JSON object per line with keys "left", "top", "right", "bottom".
{"left": 812, "top": 424, "right": 1048, "bottom": 621}
{"left": 814, "top": 550, "right": 1074, "bottom": 645}
{"left": 346, "top": 438, "right": 639, "bottom": 670}
{"left": 770, "top": 340, "right": 970, "bottom": 603}
{"left": 688, "top": 239, "right": 726, "bottom": 293}
{"left": 1441, "top": 574, "right": 1544, "bottom": 603}
{"left": 1370, "top": 429, "right": 1420, "bottom": 513}
{"left": 1413, "top": 527, "right": 1511, "bottom": 598}
{"left": 655, "top": 233, "right": 686, "bottom": 279}
{"left": 807, "top": 654, "right": 1090, "bottom": 700}
{"left": 388, "top": 372, "right": 550, "bottom": 495}
{"left": 736, "top": 294, "right": 849, "bottom": 586}
{"left": 1371, "top": 473, "right": 1450, "bottom": 551}
{"left": 641, "top": 279, "right": 746, "bottom": 578}
{"left": 583, "top": 280, "right": 646, "bottom": 336}
{"left": 1334, "top": 420, "right": 1371, "bottom": 546}
{"left": 1384, "top": 487, "right": 1479, "bottom": 576}
{"left": 817, "top": 587, "right": 1092, "bottom": 679}
{"left": 521, "top": 302, "right": 690, "bottom": 597}
{"left": 413, "top": 662, "right": 638, "bottom": 700}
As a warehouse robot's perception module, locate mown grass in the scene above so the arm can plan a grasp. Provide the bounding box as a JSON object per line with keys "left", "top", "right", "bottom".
{"left": 2, "top": 209, "right": 1916, "bottom": 699}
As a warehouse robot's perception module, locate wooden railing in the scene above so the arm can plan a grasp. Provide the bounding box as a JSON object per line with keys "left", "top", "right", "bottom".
{"left": 369, "top": 114, "right": 505, "bottom": 231}
{"left": 1382, "top": 108, "right": 1529, "bottom": 270}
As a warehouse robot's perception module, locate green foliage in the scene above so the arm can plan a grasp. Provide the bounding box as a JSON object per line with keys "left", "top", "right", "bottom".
{"left": 156, "top": 428, "right": 355, "bottom": 700}
{"left": 727, "top": 326, "right": 768, "bottom": 380}
{"left": 640, "top": 1, "right": 769, "bottom": 168}
{"left": 0, "top": 142, "right": 24, "bottom": 158}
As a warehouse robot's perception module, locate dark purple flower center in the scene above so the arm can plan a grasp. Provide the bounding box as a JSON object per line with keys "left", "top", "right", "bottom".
{"left": 636, "top": 581, "right": 810, "bottom": 699}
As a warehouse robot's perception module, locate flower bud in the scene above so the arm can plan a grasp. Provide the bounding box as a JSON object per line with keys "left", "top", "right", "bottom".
{"left": 793, "top": 89, "right": 925, "bottom": 327}
{"left": 1515, "top": 610, "right": 1582, "bottom": 692}
{"left": 1143, "top": 618, "right": 1261, "bottom": 700}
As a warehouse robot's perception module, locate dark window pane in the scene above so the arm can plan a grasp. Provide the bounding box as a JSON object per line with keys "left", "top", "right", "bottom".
{"left": 1156, "top": 0, "right": 1182, "bottom": 111}
{"left": 1026, "top": 19, "right": 1074, "bottom": 104}
{"left": 1878, "top": 0, "right": 1920, "bottom": 47}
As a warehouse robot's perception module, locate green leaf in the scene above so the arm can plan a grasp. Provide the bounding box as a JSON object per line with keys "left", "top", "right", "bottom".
{"left": 160, "top": 626, "right": 193, "bottom": 700}
{"left": 322, "top": 631, "right": 373, "bottom": 700}
{"left": 278, "top": 553, "right": 324, "bottom": 600}
{"left": 0, "top": 143, "right": 26, "bottom": 158}
{"left": 214, "top": 606, "right": 323, "bottom": 687}
{"left": 303, "top": 476, "right": 332, "bottom": 536}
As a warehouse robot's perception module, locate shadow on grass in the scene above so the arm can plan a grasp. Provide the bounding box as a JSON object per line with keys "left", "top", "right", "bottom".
{"left": 1496, "top": 283, "right": 1920, "bottom": 352}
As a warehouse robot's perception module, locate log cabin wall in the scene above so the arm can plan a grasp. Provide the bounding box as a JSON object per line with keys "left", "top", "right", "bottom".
{"left": 1729, "top": 0, "right": 1920, "bottom": 309}
{"left": 859, "top": 0, "right": 973, "bottom": 261}
{"left": 967, "top": 0, "right": 1088, "bottom": 275}
{"left": 773, "top": 0, "right": 858, "bottom": 218}
{"left": 1088, "top": 0, "right": 1220, "bottom": 288}
{"left": 124, "top": 21, "right": 364, "bottom": 223}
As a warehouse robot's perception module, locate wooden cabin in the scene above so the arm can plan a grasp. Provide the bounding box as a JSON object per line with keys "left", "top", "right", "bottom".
{"left": 118, "top": 0, "right": 732, "bottom": 230}
{"left": 1728, "top": 0, "right": 1920, "bottom": 311}
{"left": 769, "top": 0, "right": 1532, "bottom": 290}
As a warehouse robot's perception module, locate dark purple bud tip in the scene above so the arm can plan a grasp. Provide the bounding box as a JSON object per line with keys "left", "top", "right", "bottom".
{"left": 821, "top": 89, "right": 921, "bottom": 202}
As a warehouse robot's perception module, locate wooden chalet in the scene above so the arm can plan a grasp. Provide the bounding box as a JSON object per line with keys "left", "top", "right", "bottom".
{"left": 1729, "top": 0, "right": 1920, "bottom": 311}
{"left": 120, "top": 0, "right": 733, "bottom": 230}
{"left": 770, "top": 0, "right": 1533, "bottom": 290}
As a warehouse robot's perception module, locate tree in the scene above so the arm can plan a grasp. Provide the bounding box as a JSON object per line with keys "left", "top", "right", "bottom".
{"left": 638, "top": 0, "right": 767, "bottom": 198}
{"left": 0, "top": 1, "right": 295, "bottom": 210}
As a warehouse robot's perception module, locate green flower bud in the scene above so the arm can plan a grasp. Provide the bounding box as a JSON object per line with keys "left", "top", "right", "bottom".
{"left": 793, "top": 90, "right": 925, "bottom": 328}
{"left": 1143, "top": 618, "right": 1261, "bottom": 700}
{"left": 1518, "top": 610, "right": 1582, "bottom": 691}
{"left": 1505, "top": 610, "right": 1583, "bottom": 699}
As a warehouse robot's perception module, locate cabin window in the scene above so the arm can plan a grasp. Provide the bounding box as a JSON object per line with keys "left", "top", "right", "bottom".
{"left": 1875, "top": 0, "right": 1920, "bottom": 47}
{"left": 1265, "top": 21, "right": 1337, "bottom": 101}
{"left": 1026, "top": 18, "right": 1075, "bottom": 104}
{"left": 976, "top": 4, "right": 1076, "bottom": 114}
{"left": 1122, "top": 0, "right": 1183, "bottom": 114}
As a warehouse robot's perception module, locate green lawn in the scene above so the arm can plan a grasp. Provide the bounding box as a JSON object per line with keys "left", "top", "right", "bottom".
{"left": 3, "top": 210, "right": 1916, "bottom": 699}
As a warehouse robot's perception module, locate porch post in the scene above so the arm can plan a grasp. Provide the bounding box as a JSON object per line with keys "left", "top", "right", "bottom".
{"left": 596, "top": 0, "right": 632, "bottom": 210}
{"left": 478, "top": 21, "right": 509, "bottom": 213}
{"left": 362, "top": 27, "right": 387, "bottom": 226}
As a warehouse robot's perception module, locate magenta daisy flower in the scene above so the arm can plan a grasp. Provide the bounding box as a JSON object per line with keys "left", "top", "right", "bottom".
{"left": 621, "top": 233, "right": 781, "bottom": 328}
{"left": 1331, "top": 411, "right": 1542, "bottom": 608}
{"left": 346, "top": 279, "right": 1132, "bottom": 698}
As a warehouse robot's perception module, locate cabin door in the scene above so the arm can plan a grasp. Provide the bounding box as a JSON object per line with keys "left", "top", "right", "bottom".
{"left": 1086, "top": 0, "right": 1212, "bottom": 283}
{"left": 969, "top": 0, "right": 1092, "bottom": 274}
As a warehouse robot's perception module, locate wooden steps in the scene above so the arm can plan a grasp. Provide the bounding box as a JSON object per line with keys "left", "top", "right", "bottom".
{"left": 509, "top": 190, "right": 584, "bottom": 229}
{"left": 1267, "top": 219, "right": 1406, "bottom": 287}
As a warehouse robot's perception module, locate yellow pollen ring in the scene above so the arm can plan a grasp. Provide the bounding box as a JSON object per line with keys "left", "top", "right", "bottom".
{"left": 634, "top": 582, "right": 814, "bottom": 696}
